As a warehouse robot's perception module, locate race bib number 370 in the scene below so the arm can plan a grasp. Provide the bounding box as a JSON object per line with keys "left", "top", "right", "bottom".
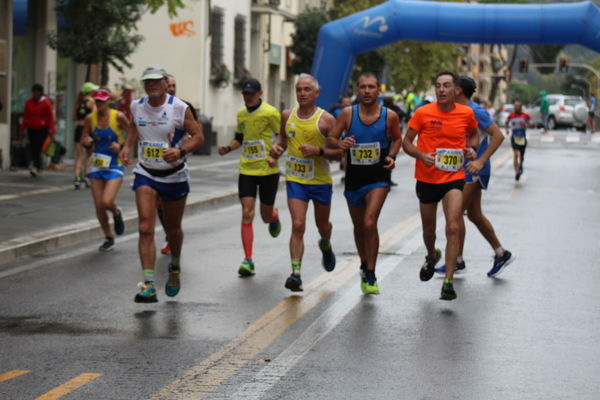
{"left": 350, "top": 142, "right": 380, "bottom": 165}
{"left": 435, "top": 148, "right": 464, "bottom": 172}
{"left": 141, "top": 141, "right": 168, "bottom": 163}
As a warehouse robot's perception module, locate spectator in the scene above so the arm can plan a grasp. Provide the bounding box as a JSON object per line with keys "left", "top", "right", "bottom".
{"left": 540, "top": 90, "right": 550, "bottom": 133}
{"left": 19, "top": 83, "right": 56, "bottom": 177}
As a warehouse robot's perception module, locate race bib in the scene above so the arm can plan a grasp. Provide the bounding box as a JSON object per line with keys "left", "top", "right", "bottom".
{"left": 350, "top": 142, "right": 380, "bottom": 165}
{"left": 435, "top": 148, "right": 464, "bottom": 172}
{"left": 286, "top": 156, "right": 314, "bottom": 180}
{"left": 243, "top": 140, "right": 267, "bottom": 160}
{"left": 141, "top": 141, "right": 168, "bottom": 163}
{"left": 91, "top": 153, "right": 111, "bottom": 169}
{"left": 513, "top": 136, "right": 526, "bottom": 146}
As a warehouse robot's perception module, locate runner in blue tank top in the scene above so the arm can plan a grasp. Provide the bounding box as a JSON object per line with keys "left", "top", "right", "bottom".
{"left": 328, "top": 73, "right": 402, "bottom": 295}
{"left": 434, "top": 76, "right": 514, "bottom": 278}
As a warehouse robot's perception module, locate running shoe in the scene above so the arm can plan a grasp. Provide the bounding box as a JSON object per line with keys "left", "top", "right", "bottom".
{"left": 29, "top": 166, "right": 37, "bottom": 178}
{"left": 420, "top": 248, "right": 441, "bottom": 282}
{"left": 515, "top": 167, "right": 523, "bottom": 181}
{"left": 285, "top": 274, "right": 303, "bottom": 292}
{"left": 98, "top": 237, "right": 115, "bottom": 252}
{"left": 268, "top": 214, "right": 281, "bottom": 238}
{"left": 487, "top": 250, "right": 514, "bottom": 277}
{"left": 440, "top": 279, "right": 457, "bottom": 301}
{"left": 318, "top": 239, "right": 336, "bottom": 272}
{"left": 83, "top": 177, "right": 91, "bottom": 188}
{"left": 73, "top": 177, "right": 83, "bottom": 189}
{"left": 160, "top": 242, "right": 171, "bottom": 255}
{"left": 165, "top": 263, "right": 181, "bottom": 297}
{"left": 361, "top": 277, "right": 380, "bottom": 295}
{"left": 135, "top": 281, "right": 158, "bottom": 303}
{"left": 114, "top": 208, "right": 125, "bottom": 236}
{"left": 238, "top": 258, "right": 256, "bottom": 277}
{"left": 435, "top": 261, "right": 466, "bottom": 275}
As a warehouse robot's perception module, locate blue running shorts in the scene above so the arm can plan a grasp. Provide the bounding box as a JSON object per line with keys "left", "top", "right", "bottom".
{"left": 88, "top": 169, "right": 124, "bottom": 181}
{"left": 132, "top": 173, "right": 189, "bottom": 202}
{"left": 344, "top": 181, "right": 390, "bottom": 207}
{"left": 465, "top": 172, "right": 490, "bottom": 190}
{"left": 286, "top": 181, "right": 333, "bottom": 205}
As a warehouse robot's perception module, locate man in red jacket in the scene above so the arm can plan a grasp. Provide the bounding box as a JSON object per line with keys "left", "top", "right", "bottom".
{"left": 19, "top": 84, "right": 56, "bottom": 177}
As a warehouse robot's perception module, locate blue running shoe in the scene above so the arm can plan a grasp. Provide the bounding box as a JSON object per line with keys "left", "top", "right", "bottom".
{"left": 487, "top": 250, "right": 514, "bottom": 277}
{"left": 435, "top": 261, "right": 466, "bottom": 275}
{"left": 285, "top": 274, "right": 303, "bottom": 292}
{"left": 113, "top": 208, "right": 125, "bottom": 236}
{"left": 165, "top": 264, "right": 181, "bottom": 297}
{"left": 135, "top": 281, "right": 158, "bottom": 303}
{"left": 99, "top": 237, "right": 115, "bottom": 252}
{"left": 318, "top": 239, "right": 336, "bottom": 272}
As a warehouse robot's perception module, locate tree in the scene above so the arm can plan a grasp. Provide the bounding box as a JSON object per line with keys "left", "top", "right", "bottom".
{"left": 48, "top": 0, "right": 188, "bottom": 85}
{"left": 290, "top": 7, "right": 329, "bottom": 74}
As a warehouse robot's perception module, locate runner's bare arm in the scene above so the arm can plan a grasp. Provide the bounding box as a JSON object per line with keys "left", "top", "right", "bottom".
{"left": 464, "top": 127, "right": 479, "bottom": 160}
{"left": 120, "top": 117, "right": 139, "bottom": 166}
{"left": 80, "top": 114, "right": 93, "bottom": 148}
{"left": 307, "top": 111, "right": 342, "bottom": 160}
{"left": 402, "top": 127, "right": 435, "bottom": 167}
{"left": 383, "top": 110, "right": 402, "bottom": 169}
{"left": 327, "top": 107, "right": 355, "bottom": 150}
{"left": 111, "top": 112, "right": 130, "bottom": 153}
{"left": 270, "top": 109, "right": 291, "bottom": 159}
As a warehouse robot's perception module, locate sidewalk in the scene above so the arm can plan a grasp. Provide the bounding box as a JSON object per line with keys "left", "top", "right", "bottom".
{"left": 0, "top": 149, "right": 245, "bottom": 267}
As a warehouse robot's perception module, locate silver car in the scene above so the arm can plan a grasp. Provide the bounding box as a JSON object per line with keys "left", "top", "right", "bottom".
{"left": 525, "top": 94, "right": 588, "bottom": 130}
{"left": 497, "top": 103, "right": 514, "bottom": 128}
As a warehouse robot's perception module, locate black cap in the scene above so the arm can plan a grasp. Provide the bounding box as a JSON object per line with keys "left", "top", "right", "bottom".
{"left": 32, "top": 83, "right": 44, "bottom": 93}
{"left": 457, "top": 76, "right": 477, "bottom": 98}
{"left": 241, "top": 78, "right": 261, "bottom": 94}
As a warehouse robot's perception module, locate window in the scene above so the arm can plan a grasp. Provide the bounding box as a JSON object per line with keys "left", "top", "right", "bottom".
{"left": 210, "top": 7, "right": 225, "bottom": 72}
{"left": 234, "top": 16, "right": 246, "bottom": 78}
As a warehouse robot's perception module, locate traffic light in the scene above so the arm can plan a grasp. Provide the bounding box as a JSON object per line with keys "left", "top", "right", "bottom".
{"left": 518, "top": 58, "right": 528, "bottom": 73}
{"left": 504, "top": 69, "right": 512, "bottom": 82}
{"left": 559, "top": 57, "right": 569, "bottom": 72}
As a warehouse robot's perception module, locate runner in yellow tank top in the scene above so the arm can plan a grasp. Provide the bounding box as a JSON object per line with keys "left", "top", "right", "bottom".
{"left": 218, "top": 78, "right": 282, "bottom": 278}
{"left": 271, "top": 74, "right": 342, "bottom": 292}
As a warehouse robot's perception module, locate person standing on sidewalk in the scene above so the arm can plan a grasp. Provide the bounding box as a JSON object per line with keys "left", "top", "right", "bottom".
{"left": 587, "top": 93, "right": 596, "bottom": 134}
{"left": 19, "top": 84, "right": 56, "bottom": 177}
{"left": 434, "top": 76, "right": 514, "bottom": 278}
{"left": 270, "top": 74, "right": 341, "bottom": 292}
{"left": 73, "top": 82, "right": 98, "bottom": 189}
{"left": 403, "top": 71, "right": 479, "bottom": 301}
{"left": 81, "top": 88, "right": 128, "bottom": 252}
{"left": 120, "top": 65, "right": 204, "bottom": 303}
{"left": 328, "top": 72, "right": 402, "bottom": 295}
{"left": 540, "top": 90, "right": 550, "bottom": 133}
{"left": 218, "top": 78, "right": 282, "bottom": 278}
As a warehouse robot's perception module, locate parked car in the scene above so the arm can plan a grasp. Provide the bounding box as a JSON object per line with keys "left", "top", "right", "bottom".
{"left": 524, "top": 94, "right": 588, "bottom": 130}
{"left": 497, "top": 103, "right": 514, "bottom": 128}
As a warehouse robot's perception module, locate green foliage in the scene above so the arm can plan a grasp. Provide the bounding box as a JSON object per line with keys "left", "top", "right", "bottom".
{"left": 146, "top": 0, "right": 185, "bottom": 18}
{"left": 48, "top": 0, "right": 146, "bottom": 85}
{"left": 506, "top": 81, "right": 539, "bottom": 104}
{"left": 290, "top": 7, "right": 329, "bottom": 74}
{"left": 529, "top": 44, "right": 565, "bottom": 74}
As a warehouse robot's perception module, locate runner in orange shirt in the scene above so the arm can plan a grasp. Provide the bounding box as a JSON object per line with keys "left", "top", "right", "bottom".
{"left": 403, "top": 71, "right": 479, "bottom": 300}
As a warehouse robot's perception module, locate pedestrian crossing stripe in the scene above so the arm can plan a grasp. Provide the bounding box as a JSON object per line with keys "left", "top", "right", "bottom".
{"left": 566, "top": 135, "right": 580, "bottom": 143}
{"left": 540, "top": 136, "right": 555, "bottom": 143}
{"left": 592, "top": 135, "right": 600, "bottom": 143}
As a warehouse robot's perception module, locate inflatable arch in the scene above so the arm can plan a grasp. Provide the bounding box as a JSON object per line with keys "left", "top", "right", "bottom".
{"left": 311, "top": 0, "right": 600, "bottom": 108}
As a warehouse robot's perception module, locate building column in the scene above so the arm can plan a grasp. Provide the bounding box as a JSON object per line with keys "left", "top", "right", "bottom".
{"left": 0, "top": 0, "right": 13, "bottom": 170}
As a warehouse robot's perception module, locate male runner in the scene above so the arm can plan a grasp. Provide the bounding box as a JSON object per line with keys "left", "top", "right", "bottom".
{"left": 218, "top": 78, "right": 282, "bottom": 277}
{"left": 157, "top": 74, "right": 200, "bottom": 255}
{"left": 328, "top": 72, "right": 402, "bottom": 295}
{"left": 505, "top": 101, "right": 531, "bottom": 181}
{"left": 270, "top": 74, "right": 341, "bottom": 292}
{"left": 435, "top": 76, "right": 514, "bottom": 278}
{"left": 403, "top": 71, "right": 478, "bottom": 300}
{"left": 120, "top": 65, "right": 204, "bottom": 303}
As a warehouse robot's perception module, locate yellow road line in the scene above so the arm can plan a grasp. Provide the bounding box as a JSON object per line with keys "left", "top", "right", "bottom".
{"left": 35, "top": 373, "right": 102, "bottom": 400}
{"left": 150, "top": 214, "right": 422, "bottom": 400}
{"left": 0, "top": 369, "right": 31, "bottom": 382}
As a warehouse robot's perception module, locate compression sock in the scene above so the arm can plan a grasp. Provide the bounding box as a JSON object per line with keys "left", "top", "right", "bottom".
{"left": 241, "top": 223, "right": 254, "bottom": 260}
{"left": 292, "top": 259, "right": 302, "bottom": 276}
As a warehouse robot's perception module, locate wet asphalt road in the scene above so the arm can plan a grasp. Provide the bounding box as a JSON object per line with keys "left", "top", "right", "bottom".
{"left": 1, "top": 132, "right": 599, "bottom": 400}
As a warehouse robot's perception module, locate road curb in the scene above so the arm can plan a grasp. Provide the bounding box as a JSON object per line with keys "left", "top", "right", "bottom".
{"left": 0, "top": 188, "right": 241, "bottom": 267}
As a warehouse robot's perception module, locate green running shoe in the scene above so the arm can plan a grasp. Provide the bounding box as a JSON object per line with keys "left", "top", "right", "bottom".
{"left": 113, "top": 208, "right": 125, "bottom": 236}
{"left": 318, "top": 239, "right": 336, "bottom": 272}
{"left": 165, "top": 264, "right": 181, "bottom": 297}
{"left": 361, "top": 277, "right": 380, "bottom": 295}
{"left": 135, "top": 281, "right": 158, "bottom": 303}
{"left": 440, "top": 279, "right": 457, "bottom": 301}
{"left": 238, "top": 258, "right": 256, "bottom": 277}
{"left": 99, "top": 237, "right": 115, "bottom": 252}
{"left": 268, "top": 218, "right": 281, "bottom": 238}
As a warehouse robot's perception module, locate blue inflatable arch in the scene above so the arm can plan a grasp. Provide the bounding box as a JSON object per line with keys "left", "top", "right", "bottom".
{"left": 311, "top": 0, "right": 600, "bottom": 108}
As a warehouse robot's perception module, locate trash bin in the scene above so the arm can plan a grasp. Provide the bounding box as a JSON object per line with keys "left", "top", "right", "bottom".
{"left": 195, "top": 114, "right": 213, "bottom": 155}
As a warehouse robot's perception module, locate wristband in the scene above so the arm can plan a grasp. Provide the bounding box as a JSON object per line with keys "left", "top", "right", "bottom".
{"left": 319, "top": 147, "right": 324, "bottom": 156}
{"left": 388, "top": 154, "right": 397, "bottom": 161}
{"left": 179, "top": 148, "right": 187, "bottom": 159}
